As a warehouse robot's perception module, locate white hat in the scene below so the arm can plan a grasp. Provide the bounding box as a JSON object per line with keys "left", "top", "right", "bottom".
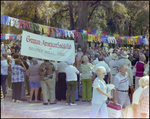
{"left": 110, "top": 53, "right": 118, "bottom": 60}
{"left": 78, "top": 48, "right": 81, "bottom": 51}
{"left": 121, "top": 51, "right": 129, "bottom": 58}
{"left": 109, "top": 49, "right": 113, "bottom": 53}
{"left": 67, "top": 59, "right": 73, "bottom": 65}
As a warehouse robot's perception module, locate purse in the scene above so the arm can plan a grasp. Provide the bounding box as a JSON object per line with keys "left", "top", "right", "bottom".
{"left": 128, "top": 86, "right": 135, "bottom": 103}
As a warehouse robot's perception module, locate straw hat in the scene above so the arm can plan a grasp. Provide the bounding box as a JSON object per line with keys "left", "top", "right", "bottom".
{"left": 110, "top": 53, "right": 118, "bottom": 60}
{"left": 121, "top": 51, "right": 129, "bottom": 58}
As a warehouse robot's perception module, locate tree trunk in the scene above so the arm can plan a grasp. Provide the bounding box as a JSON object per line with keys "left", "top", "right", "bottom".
{"left": 77, "top": 1, "right": 89, "bottom": 53}
{"left": 68, "top": 1, "right": 74, "bottom": 30}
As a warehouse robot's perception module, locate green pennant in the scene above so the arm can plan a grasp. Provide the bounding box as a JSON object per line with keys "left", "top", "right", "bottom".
{"left": 81, "top": 33, "right": 88, "bottom": 41}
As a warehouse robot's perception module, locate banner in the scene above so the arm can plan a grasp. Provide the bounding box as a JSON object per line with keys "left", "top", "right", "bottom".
{"left": 21, "top": 31, "right": 75, "bottom": 62}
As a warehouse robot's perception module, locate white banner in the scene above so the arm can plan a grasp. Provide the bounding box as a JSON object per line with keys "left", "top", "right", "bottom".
{"left": 21, "top": 30, "right": 75, "bottom": 62}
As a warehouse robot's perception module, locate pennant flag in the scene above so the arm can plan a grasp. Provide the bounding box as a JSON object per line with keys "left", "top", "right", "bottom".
{"left": 113, "top": 34, "right": 119, "bottom": 37}
{"left": 87, "top": 28, "right": 91, "bottom": 34}
{"left": 88, "top": 34, "right": 93, "bottom": 42}
{"left": 96, "top": 30, "right": 102, "bottom": 35}
{"left": 91, "top": 29, "right": 96, "bottom": 35}
{"left": 81, "top": 33, "right": 88, "bottom": 41}
{"left": 101, "top": 36, "right": 108, "bottom": 43}
{"left": 1, "top": 34, "right": 5, "bottom": 40}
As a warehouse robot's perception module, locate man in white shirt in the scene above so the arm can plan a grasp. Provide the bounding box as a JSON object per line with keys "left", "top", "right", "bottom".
{"left": 65, "top": 59, "right": 79, "bottom": 106}
{"left": 89, "top": 46, "right": 95, "bottom": 61}
{"left": 92, "top": 55, "right": 111, "bottom": 84}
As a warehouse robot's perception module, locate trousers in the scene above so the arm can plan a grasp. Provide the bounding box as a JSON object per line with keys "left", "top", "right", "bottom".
{"left": 66, "top": 81, "right": 77, "bottom": 103}
{"left": 89, "top": 100, "right": 108, "bottom": 118}
{"left": 40, "top": 78, "right": 54, "bottom": 103}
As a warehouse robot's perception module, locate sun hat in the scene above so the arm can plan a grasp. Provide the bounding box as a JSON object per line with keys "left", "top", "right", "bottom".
{"left": 110, "top": 53, "right": 118, "bottom": 60}
{"left": 121, "top": 51, "right": 129, "bottom": 58}
{"left": 67, "top": 59, "right": 73, "bottom": 65}
{"left": 32, "top": 58, "right": 38, "bottom": 62}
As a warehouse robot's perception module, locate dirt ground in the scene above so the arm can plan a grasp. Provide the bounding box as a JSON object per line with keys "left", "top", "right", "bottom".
{"left": 1, "top": 96, "right": 94, "bottom": 118}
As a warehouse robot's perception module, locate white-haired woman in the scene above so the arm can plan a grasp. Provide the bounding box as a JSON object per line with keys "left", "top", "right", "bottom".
{"left": 89, "top": 66, "right": 112, "bottom": 118}
{"left": 138, "top": 76, "right": 149, "bottom": 118}
{"left": 80, "top": 55, "right": 94, "bottom": 102}
{"left": 27, "top": 58, "right": 41, "bottom": 103}
{"left": 132, "top": 76, "right": 149, "bottom": 118}
{"left": 135, "top": 54, "right": 146, "bottom": 89}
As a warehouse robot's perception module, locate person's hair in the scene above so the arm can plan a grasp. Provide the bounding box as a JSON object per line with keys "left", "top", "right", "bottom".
{"left": 98, "top": 55, "right": 104, "bottom": 61}
{"left": 95, "top": 66, "right": 106, "bottom": 76}
{"left": 23, "top": 56, "right": 28, "bottom": 61}
{"left": 14, "top": 53, "right": 19, "bottom": 59}
{"left": 28, "top": 57, "right": 33, "bottom": 60}
{"left": 119, "top": 65, "right": 127, "bottom": 72}
{"left": 82, "top": 55, "right": 89, "bottom": 62}
{"left": 139, "top": 76, "right": 149, "bottom": 87}
{"left": 2, "top": 54, "right": 7, "bottom": 59}
{"left": 14, "top": 58, "right": 21, "bottom": 65}
{"left": 139, "top": 54, "right": 146, "bottom": 62}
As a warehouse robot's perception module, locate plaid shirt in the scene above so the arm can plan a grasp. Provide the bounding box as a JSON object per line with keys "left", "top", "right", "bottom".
{"left": 11, "top": 65, "right": 25, "bottom": 83}
{"left": 39, "top": 61, "right": 55, "bottom": 81}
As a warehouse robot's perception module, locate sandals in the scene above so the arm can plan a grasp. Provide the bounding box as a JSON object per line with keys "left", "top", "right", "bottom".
{"left": 34, "top": 100, "right": 40, "bottom": 103}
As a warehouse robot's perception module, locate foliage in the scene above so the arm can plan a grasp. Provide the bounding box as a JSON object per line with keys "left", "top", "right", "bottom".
{"left": 1, "top": 1, "right": 149, "bottom": 36}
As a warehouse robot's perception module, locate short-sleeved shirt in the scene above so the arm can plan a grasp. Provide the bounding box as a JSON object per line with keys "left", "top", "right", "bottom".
{"left": 139, "top": 86, "right": 149, "bottom": 114}
{"left": 28, "top": 64, "right": 40, "bottom": 81}
{"left": 104, "top": 55, "right": 112, "bottom": 65}
{"left": 113, "top": 72, "right": 129, "bottom": 90}
{"left": 57, "top": 61, "right": 68, "bottom": 73}
{"left": 39, "top": 61, "right": 55, "bottom": 81}
{"left": 132, "top": 86, "right": 143, "bottom": 105}
{"left": 65, "top": 65, "right": 79, "bottom": 81}
{"left": 144, "top": 64, "right": 149, "bottom": 75}
{"left": 76, "top": 52, "right": 83, "bottom": 61}
{"left": 93, "top": 78, "right": 107, "bottom": 100}
{"left": 92, "top": 61, "right": 111, "bottom": 75}
{"left": 80, "top": 63, "right": 94, "bottom": 79}
{"left": 1, "top": 59, "right": 8, "bottom": 75}
{"left": 108, "top": 60, "right": 119, "bottom": 74}
{"left": 11, "top": 64, "right": 25, "bottom": 82}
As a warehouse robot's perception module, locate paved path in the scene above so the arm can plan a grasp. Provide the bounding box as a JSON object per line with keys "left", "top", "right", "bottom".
{"left": 1, "top": 96, "right": 94, "bottom": 118}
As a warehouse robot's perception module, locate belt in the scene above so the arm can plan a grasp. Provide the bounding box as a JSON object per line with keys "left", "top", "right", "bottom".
{"left": 117, "top": 90, "right": 128, "bottom": 92}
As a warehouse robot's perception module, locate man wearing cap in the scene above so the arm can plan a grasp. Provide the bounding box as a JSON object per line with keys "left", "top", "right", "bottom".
{"left": 65, "top": 59, "right": 79, "bottom": 106}
{"left": 118, "top": 51, "right": 132, "bottom": 68}
{"left": 92, "top": 55, "right": 111, "bottom": 84}
{"left": 93, "top": 53, "right": 100, "bottom": 65}
{"left": 39, "top": 59, "right": 56, "bottom": 105}
{"left": 113, "top": 65, "right": 131, "bottom": 109}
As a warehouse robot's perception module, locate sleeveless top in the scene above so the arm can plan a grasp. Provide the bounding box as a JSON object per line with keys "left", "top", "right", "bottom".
{"left": 135, "top": 61, "right": 145, "bottom": 77}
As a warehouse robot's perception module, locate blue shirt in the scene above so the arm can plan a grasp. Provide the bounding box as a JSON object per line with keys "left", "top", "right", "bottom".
{"left": 91, "top": 77, "right": 108, "bottom": 105}
{"left": 11, "top": 65, "right": 25, "bottom": 82}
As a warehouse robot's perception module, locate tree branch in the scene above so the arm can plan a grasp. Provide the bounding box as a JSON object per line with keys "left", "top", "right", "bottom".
{"left": 88, "top": 4, "right": 99, "bottom": 22}
{"left": 53, "top": 8, "right": 69, "bottom": 18}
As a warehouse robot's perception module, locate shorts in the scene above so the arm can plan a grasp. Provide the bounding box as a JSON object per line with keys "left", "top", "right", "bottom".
{"left": 29, "top": 81, "right": 41, "bottom": 89}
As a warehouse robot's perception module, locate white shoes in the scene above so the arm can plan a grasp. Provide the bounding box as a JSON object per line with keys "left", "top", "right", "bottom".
{"left": 70, "top": 103, "right": 77, "bottom": 106}
{"left": 12, "top": 99, "right": 15, "bottom": 102}
{"left": 66, "top": 103, "right": 69, "bottom": 106}
{"left": 16, "top": 100, "right": 22, "bottom": 103}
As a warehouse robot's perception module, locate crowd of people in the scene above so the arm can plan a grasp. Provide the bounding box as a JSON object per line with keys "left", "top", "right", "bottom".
{"left": 1, "top": 41, "right": 149, "bottom": 118}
